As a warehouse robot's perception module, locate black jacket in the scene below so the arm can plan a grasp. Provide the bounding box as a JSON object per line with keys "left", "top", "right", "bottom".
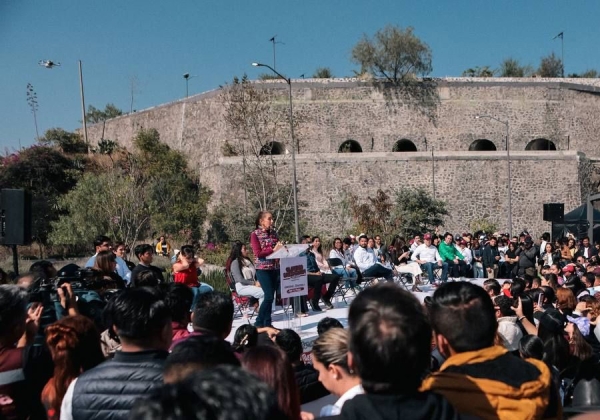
{"left": 294, "top": 363, "right": 329, "bottom": 404}
{"left": 71, "top": 350, "right": 168, "bottom": 420}
{"left": 482, "top": 245, "right": 499, "bottom": 270}
{"left": 339, "top": 392, "right": 460, "bottom": 420}
{"left": 130, "top": 264, "right": 165, "bottom": 286}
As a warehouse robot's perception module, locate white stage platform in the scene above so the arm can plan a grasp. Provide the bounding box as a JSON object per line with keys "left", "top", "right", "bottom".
{"left": 226, "top": 278, "right": 491, "bottom": 351}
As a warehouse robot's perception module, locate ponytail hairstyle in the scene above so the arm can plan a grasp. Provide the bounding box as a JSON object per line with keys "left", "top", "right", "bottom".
{"left": 311, "top": 328, "right": 353, "bottom": 375}
{"left": 233, "top": 324, "right": 258, "bottom": 353}
{"left": 41, "top": 315, "right": 104, "bottom": 417}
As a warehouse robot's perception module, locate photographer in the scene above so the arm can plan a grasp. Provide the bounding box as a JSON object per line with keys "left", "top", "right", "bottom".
{"left": 515, "top": 236, "right": 538, "bottom": 277}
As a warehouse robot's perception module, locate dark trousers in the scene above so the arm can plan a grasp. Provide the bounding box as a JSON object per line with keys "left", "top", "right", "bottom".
{"left": 255, "top": 269, "right": 279, "bottom": 327}
{"left": 446, "top": 260, "right": 467, "bottom": 277}
{"left": 362, "top": 264, "right": 394, "bottom": 281}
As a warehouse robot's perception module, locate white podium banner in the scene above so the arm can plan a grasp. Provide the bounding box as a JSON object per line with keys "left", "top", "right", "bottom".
{"left": 280, "top": 256, "right": 309, "bottom": 298}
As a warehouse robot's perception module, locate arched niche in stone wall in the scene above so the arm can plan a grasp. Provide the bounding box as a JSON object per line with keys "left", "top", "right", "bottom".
{"left": 468, "top": 139, "right": 497, "bottom": 151}
{"left": 260, "top": 141, "right": 285, "bottom": 155}
{"left": 525, "top": 138, "right": 557, "bottom": 151}
{"left": 392, "top": 139, "right": 418, "bottom": 152}
{"left": 338, "top": 140, "right": 363, "bottom": 153}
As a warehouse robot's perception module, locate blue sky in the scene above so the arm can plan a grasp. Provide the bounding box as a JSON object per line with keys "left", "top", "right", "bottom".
{"left": 1, "top": 0, "right": 599, "bottom": 150}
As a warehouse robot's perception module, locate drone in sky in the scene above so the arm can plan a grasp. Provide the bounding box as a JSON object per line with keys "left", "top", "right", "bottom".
{"left": 39, "top": 60, "right": 60, "bottom": 69}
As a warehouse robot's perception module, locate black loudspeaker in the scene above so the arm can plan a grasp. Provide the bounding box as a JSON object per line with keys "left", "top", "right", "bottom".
{"left": 543, "top": 203, "right": 564, "bottom": 223}
{"left": 0, "top": 189, "right": 32, "bottom": 245}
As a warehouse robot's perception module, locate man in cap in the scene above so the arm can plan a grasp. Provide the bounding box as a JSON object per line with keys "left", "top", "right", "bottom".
{"left": 515, "top": 236, "right": 538, "bottom": 277}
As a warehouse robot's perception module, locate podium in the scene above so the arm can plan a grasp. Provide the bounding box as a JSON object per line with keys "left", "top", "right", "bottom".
{"left": 267, "top": 244, "right": 309, "bottom": 332}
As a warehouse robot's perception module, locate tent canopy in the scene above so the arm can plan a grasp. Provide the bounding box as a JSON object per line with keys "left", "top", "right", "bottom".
{"left": 552, "top": 203, "right": 600, "bottom": 241}
{"left": 563, "top": 203, "right": 600, "bottom": 223}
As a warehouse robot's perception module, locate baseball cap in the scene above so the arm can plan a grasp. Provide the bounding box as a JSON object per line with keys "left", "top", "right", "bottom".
{"left": 349, "top": 234, "right": 355, "bottom": 239}
{"left": 563, "top": 264, "right": 576, "bottom": 273}
{"left": 524, "top": 236, "right": 533, "bottom": 244}
{"left": 424, "top": 233, "right": 432, "bottom": 240}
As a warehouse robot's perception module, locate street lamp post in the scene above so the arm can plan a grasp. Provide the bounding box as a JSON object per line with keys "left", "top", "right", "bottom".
{"left": 476, "top": 115, "right": 512, "bottom": 237}
{"left": 183, "top": 73, "right": 196, "bottom": 98}
{"left": 252, "top": 62, "right": 300, "bottom": 244}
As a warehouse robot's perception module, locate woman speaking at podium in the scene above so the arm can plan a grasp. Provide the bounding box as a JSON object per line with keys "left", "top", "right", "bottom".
{"left": 250, "top": 211, "right": 283, "bottom": 328}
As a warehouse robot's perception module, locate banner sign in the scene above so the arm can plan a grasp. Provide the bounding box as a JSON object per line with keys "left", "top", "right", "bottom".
{"left": 280, "top": 256, "right": 308, "bottom": 298}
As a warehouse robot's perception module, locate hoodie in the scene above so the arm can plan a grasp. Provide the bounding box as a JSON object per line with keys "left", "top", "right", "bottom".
{"left": 421, "top": 345, "right": 558, "bottom": 419}
{"left": 340, "top": 391, "right": 460, "bottom": 420}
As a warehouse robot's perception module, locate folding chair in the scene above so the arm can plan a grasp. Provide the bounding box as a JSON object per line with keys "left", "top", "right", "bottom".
{"left": 327, "top": 257, "right": 357, "bottom": 304}
{"left": 353, "top": 264, "right": 379, "bottom": 288}
{"left": 225, "top": 270, "right": 256, "bottom": 321}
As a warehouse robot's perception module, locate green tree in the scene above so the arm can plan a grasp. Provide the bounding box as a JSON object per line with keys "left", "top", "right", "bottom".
{"left": 39, "top": 128, "right": 88, "bottom": 154}
{"left": 462, "top": 66, "right": 495, "bottom": 77}
{"left": 85, "top": 103, "right": 123, "bottom": 124}
{"left": 351, "top": 25, "right": 432, "bottom": 84}
{"left": 538, "top": 52, "right": 563, "bottom": 77}
{"left": 50, "top": 172, "right": 150, "bottom": 251}
{"left": 312, "top": 67, "right": 333, "bottom": 78}
{"left": 469, "top": 217, "right": 498, "bottom": 235}
{"left": 392, "top": 187, "right": 448, "bottom": 237}
{"left": 0, "top": 146, "right": 82, "bottom": 252}
{"left": 498, "top": 58, "right": 533, "bottom": 77}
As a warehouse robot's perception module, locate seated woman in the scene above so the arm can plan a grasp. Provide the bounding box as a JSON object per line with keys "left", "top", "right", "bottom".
{"left": 155, "top": 235, "right": 171, "bottom": 257}
{"left": 389, "top": 236, "right": 422, "bottom": 283}
{"left": 503, "top": 241, "right": 520, "bottom": 279}
{"left": 93, "top": 250, "right": 126, "bottom": 290}
{"left": 328, "top": 237, "right": 358, "bottom": 286}
{"left": 226, "top": 241, "right": 263, "bottom": 320}
{"left": 309, "top": 237, "right": 341, "bottom": 310}
{"left": 172, "top": 245, "right": 212, "bottom": 307}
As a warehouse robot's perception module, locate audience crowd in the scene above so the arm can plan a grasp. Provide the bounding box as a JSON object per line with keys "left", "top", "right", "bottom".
{"left": 5, "top": 212, "right": 600, "bottom": 419}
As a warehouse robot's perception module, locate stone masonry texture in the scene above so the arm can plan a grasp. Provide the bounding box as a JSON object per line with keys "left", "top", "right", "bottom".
{"left": 85, "top": 78, "right": 600, "bottom": 238}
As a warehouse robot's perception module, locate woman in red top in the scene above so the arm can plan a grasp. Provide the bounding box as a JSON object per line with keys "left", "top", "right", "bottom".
{"left": 173, "top": 245, "right": 207, "bottom": 307}
{"left": 250, "top": 211, "right": 284, "bottom": 328}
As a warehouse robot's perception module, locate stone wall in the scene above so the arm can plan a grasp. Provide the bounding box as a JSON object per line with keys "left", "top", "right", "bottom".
{"left": 83, "top": 78, "right": 600, "bottom": 236}
{"left": 220, "top": 150, "right": 591, "bottom": 237}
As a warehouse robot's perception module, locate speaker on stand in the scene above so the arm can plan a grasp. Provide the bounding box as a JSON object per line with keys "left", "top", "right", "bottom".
{"left": 0, "top": 189, "right": 33, "bottom": 275}
{"left": 543, "top": 203, "right": 564, "bottom": 242}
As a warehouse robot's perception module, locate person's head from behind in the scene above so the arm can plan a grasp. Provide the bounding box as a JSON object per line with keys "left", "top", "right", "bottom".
{"left": 163, "top": 335, "right": 240, "bottom": 384}
{"left": 178, "top": 245, "right": 195, "bottom": 264}
{"left": 317, "top": 317, "right": 344, "bottom": 336}
{"left": 130, "top": 365, "right": 285, "bottom": 420}
{"left": 493, "top": 295, "right": 515, "bottom": 318}
{"left": 133, "top": 270, "right": 160, "bottom": 288}
{"left": 429, "top": 282, "right": 497, "bottom": 357}
{"left": 93, "top": 235, "right": 112, "bottom": 253}
{"left": 94, "top": 250, "right": 117, "bottom": 275}
{"left": 42, "top": 315, "right": 104, "bottom": 415}
{"left": 233, "top": 324, "right": 258, "bottom": 353}
{"left": 348, "top": 283, "right": 431, "bottom": 394}
{"left": 312, "top": 328, "right": 358, "bottom": 397}
{"left": 135, "top": 244, "right": 154, "bottom": 265}
{"left": 275, "top": 328, "right": 303, "bottom": 365}
{"left": 0, "top": 285, "right": 29, "bottom": 346}
{"left": 241, "top": 345, "right": 300, "bottom": 420}
{"left": 105, "top": 288, "right": 171, "bottom": 351}
{"left": 192, "top": 292, "right": 234, "bottom": 339}
{"left": 510, "top": 278, "right": 526, "bottom": 300}
{"left": 483, "top": 279, "right": 501, "bottom": 298}
{"left": 519, "top": 335, "right": 544, "bottom": 360}
{"left": 29, "top": 260, "right": 57, "bottom": 281}
{"left": 556, "top": 287, "right": 577, "bottom": 315}
{"left": 166, "top": 283, "right": 194, "bottom": 326}
{"left": 538, "top": 309, "right": 570, "bottom": 370}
